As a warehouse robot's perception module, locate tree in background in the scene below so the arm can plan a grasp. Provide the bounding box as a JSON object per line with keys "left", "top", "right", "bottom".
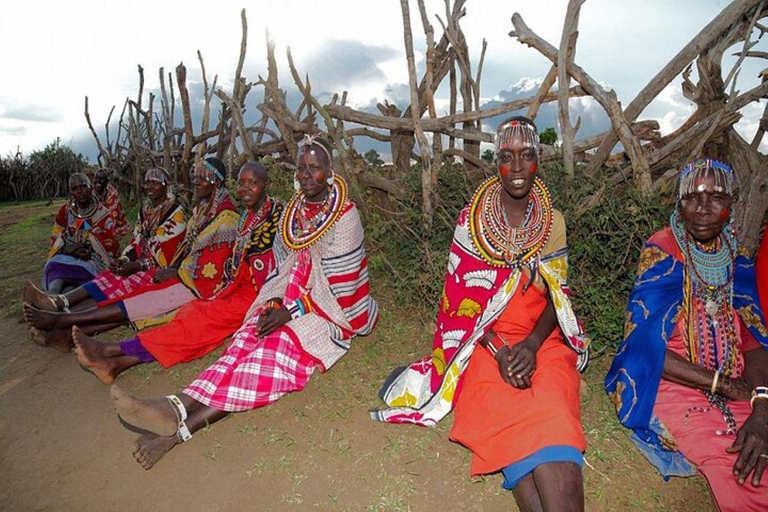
{"left": 0, "top": 139, "right": 89, "bottom": 201}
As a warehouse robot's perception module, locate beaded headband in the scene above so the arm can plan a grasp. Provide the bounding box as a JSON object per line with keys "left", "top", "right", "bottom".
{"left": 495, "top": 119, "right": 540, "bottom": 160}
{"left": 68, "top": 172, "right": 91, "bottom": 189}
{"left": 297, "top": 133, "right": 334, "bottom": 174}
{"left": 678, "top": 159, "right": 733, "bottom": 200}
{"left": 145, "top": 167, "right": 170, "bottom": 186}
{"left": 198, "top": 160, "right": 225, "bottom": 184}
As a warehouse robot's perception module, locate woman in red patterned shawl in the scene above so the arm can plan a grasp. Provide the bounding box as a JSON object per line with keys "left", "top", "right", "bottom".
{"left": 374, "top": 117, "right": 590, "bottom": 511}
{"left": 108, "top": 135, "right": 378, "bottom": 470}
{"left": 23, "top": 159, "right": 239, "bottom": 350}
{"left": 92, "top": 167, "right": 130, "bottom": 241}
{"left": 70, "top": 162, "right": 283, "bottom": 383}
{"left": 42, "top": 173, "right": 121, "bottom": 293}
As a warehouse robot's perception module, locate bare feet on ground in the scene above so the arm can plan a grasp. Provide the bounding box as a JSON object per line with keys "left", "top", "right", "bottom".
{"left": 132, "top": 433, "right": 179, "bottom": 470}
{"left": 110, "top": 385, "right": 178, "bottom": 437}
{"left": 22, "top": 303, "right": 61, "bottom": 330}
{"left": 23, "top": 281, "right": 60, "bottom": 312}
{"left": 29, "top": 327, "right": 72, "bottom": 353}
{"left": 72, "top": 326, "right": 117, "bottom": 384}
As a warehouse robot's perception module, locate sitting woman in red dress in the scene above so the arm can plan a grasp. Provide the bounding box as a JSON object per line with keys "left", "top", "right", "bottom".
{"left": 606, "top": 159, "right": 768, "bottom": 511}
{"left": 23, "top": 159, "right": 239, "bottom": 349}
{"left": 373, "top": 117, "right": 590, "bottom": 511}
{"left": 106, "top": 136, "right": 378, "bottom": 470}
{"left": 70, "top": 161, "right": 282, "bottom": 383}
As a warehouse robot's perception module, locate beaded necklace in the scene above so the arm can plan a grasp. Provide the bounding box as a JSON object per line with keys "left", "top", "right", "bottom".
{"left": 468, "top": 176, "right": 553, "bottom": 269}
{"left": 671, "top": 211, "right": 740, "bottom": 375}
{"left": 673, "top": 210, "right": 740, "bottom": 436}
{"left": 282, "top": 175, "right": 348, "bottom": 251}
{"left": 69, "top": 197, "right": 98, "bottom": 220}
{"left": 140, "top": 195, "right": 174, "bottom": 241}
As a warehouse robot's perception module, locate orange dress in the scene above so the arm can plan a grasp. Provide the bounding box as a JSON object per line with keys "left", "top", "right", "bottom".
{"left": 449, "top": 271, "right": 585, "bottom": 477}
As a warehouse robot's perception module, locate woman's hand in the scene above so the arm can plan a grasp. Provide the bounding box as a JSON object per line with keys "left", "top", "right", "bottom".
{"left": 727, "top": 405, "right": 768, "bottom": 487}
{"left": 256, "top": 306, "right": 291, "bottom": 337}
{"left": 152, "top": 267, "right": 178, "bottom": 283}
{"left": 63, "top": 242, "right": 90, "bottom": 259}
{"left": 719, "top": 376, "right": 753, "bottom": 402}
{"left": 116, "top": 260, "right": 142, "bottom": 277}
{"left": 496, "top": 338, "right": 538, "bottom": 389}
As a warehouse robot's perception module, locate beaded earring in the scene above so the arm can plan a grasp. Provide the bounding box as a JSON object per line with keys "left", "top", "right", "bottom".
{"left": 294, "top": 178, "right": 300, "bottom": 191}
{"left": 326, "top": 174, "right": 334, "bottom": 186}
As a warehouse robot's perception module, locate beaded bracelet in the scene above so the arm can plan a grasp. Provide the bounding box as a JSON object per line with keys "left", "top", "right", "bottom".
{"left": 750, "top": 386, "right": 768, "bottom": 410}
{"left": 485, "top": 333, "right": 507, "bottom": 358}
{"left": 263, "top": 299, "right": 282, "bottom": 311}
{"left": 711, "top": 371, "right": 721, "bottom": 394}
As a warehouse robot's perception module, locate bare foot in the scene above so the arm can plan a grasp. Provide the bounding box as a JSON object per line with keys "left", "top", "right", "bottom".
{"left": 110, "top": 385, "right": 178, "bottom": 437}
{"left": 132, "top": 433, "right": 179, "bottom": 470}
{"left": 23, "top": 303, "right": 61, "bottom": 330}
{"left": 23, "top": 281, "right": 60, "bottom": 312}
{"left": 72, "top": 327, "right": 118, "bottom": 384}
{"left": 29, "top": 327, "right": 72, "bottom": 353}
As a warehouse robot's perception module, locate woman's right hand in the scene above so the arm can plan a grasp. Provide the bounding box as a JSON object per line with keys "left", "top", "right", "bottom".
{"left": 720, "top": 376, "right": 753, "bottom": 402}
{"left": 116, "top": 260, "right": 142, "bottom": 277}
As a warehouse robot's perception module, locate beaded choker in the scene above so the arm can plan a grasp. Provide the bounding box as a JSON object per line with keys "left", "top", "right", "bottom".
{"left": 468, "top": 176, "right": 553, "bottom": 268}
{"left": 281, "top": 175, "right": 348, "bottom": 251}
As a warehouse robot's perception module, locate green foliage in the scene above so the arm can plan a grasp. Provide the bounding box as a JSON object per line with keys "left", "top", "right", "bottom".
{"left": 539, "top": 127, "right": 558, "bottom": 146}
{"left": 363, "top": 149, "right": 384, "bottom": 168}
{"left": 362, "top": 160, "right": 672, "bottom": 354}
{"left": 0, "top": 139, "right": 89, "bottom": 201}
{"left": 481, "top": 149, "right": 494, "bottom": 164}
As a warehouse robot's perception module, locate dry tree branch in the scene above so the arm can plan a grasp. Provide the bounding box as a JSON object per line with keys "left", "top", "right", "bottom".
{"left": 510, "top": 12, "right": 652, "bottom": 194}
{"left": 557, "top": 0, "right": 585, "bottom": 176}
{"left": 582, "top": 0, "right": 764, "bottom": 175}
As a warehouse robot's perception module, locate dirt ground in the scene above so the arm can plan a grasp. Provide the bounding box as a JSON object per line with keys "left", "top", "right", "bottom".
{"left": 0, "top": 201, "right": 714, "bottom": 511}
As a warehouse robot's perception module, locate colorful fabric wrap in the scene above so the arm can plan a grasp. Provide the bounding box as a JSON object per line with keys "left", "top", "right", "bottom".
{"left": 176, "top": 190, "right": 240, "bottom": 299}
{"left": 372, "top": 197, "right": 590, "bottom": 427}
{"left": 243, "top": 194, "right": 379, "bottom": 371}
{"left": 604, "top": 228, "right": 768, "bottom": 478}
{"left": 122, "top": 201, "right": 186, "bottom": 269}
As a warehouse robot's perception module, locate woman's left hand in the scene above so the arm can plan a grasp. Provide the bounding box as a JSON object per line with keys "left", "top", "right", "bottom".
{"left": 727, "top": 408, "right": 768, "bottom": 486}
{"left": 256, "top": 306, "right": 291, "bottom": 337}
{"left": 152, "top": 267, "right": 178, "bottom": 283}
{"left": 502, "top": 338, "right": 538, "bottom": 389}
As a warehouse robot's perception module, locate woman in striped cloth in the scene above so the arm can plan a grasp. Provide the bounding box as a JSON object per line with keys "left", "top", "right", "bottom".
{"left": 110, "top": 135, "right": 379, "bottom": 470}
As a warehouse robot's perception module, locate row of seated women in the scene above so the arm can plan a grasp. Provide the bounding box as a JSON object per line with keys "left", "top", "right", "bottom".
{"left": 22, "top": 123, "right": 768, "bottom": 511}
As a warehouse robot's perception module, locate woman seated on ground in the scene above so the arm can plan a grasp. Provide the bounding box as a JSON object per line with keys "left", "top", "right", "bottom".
{"left": 72, "top": 161, "right": 283, "bottom": 384}
{"left": 24, "top": 158, "right": 240, "bottom": 349}
{"left": 373, "top": 117, "right": 590, "bottom": 512}
{"left": 42, "top": 172, "right": 121, "bottom": 293}
{"left": 92, "top": 167, "right": 130, "bottom": 242}
{"left": 605, "top": 159, "right": 768, "bottom": 511}
{"left": 109, "top": 135, "right": 378, "bottom": 470}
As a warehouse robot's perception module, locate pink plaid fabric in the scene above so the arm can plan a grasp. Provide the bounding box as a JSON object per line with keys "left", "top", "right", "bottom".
{"left": 182, "top": 322, "right": 317, "bottom": 412}
{"left": 91, "top": 267, "right": 160, "bottom": 302}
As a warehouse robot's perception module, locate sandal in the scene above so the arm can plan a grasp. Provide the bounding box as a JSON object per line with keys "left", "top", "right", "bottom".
{"left": 166, "top": 395, "right": 193, "bottom": 442}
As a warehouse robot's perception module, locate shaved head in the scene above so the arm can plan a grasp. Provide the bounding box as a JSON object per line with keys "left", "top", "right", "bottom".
{"left": 239, "top": 161, "right": 269, "bottom": 182}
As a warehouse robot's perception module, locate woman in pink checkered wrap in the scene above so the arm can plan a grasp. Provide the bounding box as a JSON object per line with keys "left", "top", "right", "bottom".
{"left": 109, "top": 136, "right": 379, "bottom": 470}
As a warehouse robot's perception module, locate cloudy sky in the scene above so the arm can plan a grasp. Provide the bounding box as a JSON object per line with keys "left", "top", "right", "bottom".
{"left": 1, "top": 0, "right": 764, "bottom": 161}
